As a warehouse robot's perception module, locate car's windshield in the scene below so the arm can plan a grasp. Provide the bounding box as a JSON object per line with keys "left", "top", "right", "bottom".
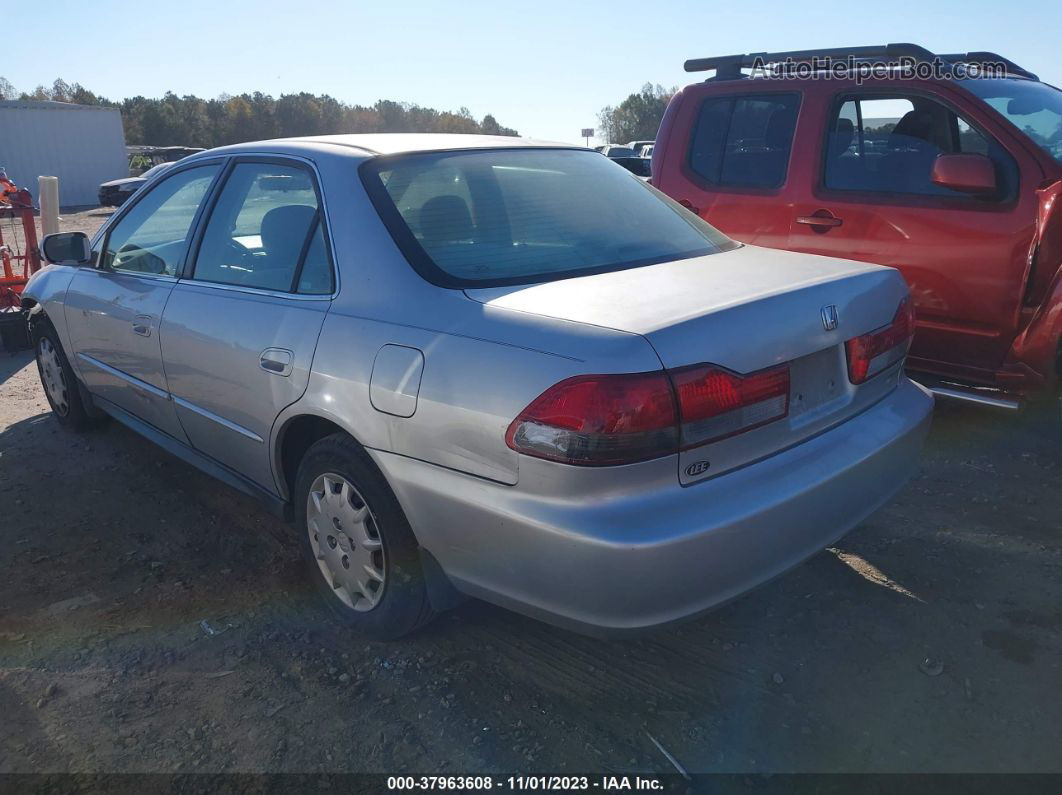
{"left": 362, "top": 148, "right": 736, "bottom": 287}
{"left": 962, "top": 78, "right": 1062, "bottom": 164}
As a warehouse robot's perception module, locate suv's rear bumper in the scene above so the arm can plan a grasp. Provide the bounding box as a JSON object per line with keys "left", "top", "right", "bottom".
{"left": 371, "top": 378, "right": 933, "bottom": 635}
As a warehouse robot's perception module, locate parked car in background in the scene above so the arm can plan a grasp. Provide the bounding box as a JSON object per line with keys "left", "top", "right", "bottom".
{"left": 98, "top": 161, "right": 175, "bottom": 206}
{"left": 599, "top": 144, "right": 635, "bottom": 158}
{"left": 609, "top": 155, "right": 652, "bottom": 180}
{"left": 25, "top": 133, "right": 932, "bottom": 639}
{"left": 639, "top": 144, "right": 654, "bottom": 158}
{"left": 626, "top": 140, "right": 655, "bottom": 155}
{"left": 652, "top": 44, "right": 1062, "bottom": 410}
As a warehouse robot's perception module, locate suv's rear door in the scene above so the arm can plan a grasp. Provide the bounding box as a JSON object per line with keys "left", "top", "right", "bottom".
{"left": 159, "top": 157, "right": 335, "bottom": 492}
{"left": 652, "top": 85, "right": 802, "bottom": 249}
{"left": 784, "top": 83, "right": 1043, "bottom": 382}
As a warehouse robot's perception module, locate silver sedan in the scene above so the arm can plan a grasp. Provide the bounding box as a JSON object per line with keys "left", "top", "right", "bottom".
{"left": 24, "top": 134, "right": 933, "bottom": 638}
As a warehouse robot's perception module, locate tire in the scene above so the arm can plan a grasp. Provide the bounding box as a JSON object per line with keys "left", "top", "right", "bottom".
{"left": 33, "top": 321, "right": 94, "bottom": 431}
{"left": 294, "top": 432, "right": 436, "bottom": 640}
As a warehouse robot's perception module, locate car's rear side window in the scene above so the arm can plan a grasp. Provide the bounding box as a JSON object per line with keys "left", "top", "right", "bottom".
{"left": 688, "top": 93, "right": 800, "bottom": 189}
{"left": 192, "top": 162, "right": 334, "bottom": 294}
{"left": 361, "top": 148, "right": 737, "bottom": 288}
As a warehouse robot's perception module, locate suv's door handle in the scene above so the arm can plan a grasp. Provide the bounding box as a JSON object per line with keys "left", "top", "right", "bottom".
{"left": 796, "top": 213, "right": 843, "bottom": 228}
{"left": 132, "top": 314, "right": 153, "bottom": 337}
{"left": 259, "top": 348, "right": 293, "bottom": 376}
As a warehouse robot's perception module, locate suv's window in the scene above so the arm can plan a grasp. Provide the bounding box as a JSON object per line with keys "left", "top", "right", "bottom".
{"left": 688, "top": 93, "right": 800, "bottom": 189}
{"left": 824, "top": 95, "right": 1017, "bottom": 199}
{"left": 364, "top": 148, "right": 737, "bottom": 287}
{"left": 102, "top": 165, "right": 219, "bottom": 276}
{"left": 193, "top": 162, "right": 332, "bottom": 294}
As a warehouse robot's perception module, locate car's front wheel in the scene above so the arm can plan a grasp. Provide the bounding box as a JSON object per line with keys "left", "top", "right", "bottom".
{"left": 294, "top": 433, "right": 435, "bottom": 640}
{"left": 33, "top": 322, "right": 94, "bottom": 431}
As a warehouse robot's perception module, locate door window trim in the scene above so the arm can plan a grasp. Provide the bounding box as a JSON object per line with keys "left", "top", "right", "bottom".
{"left": 180, "top": 154, "right": 339, "bottom": 301}
{"left": 94, "top": 158, "right": 228, "bottom": 282}
{"left": 682, "top": 90, "right": 803, "bottom": 195}
{"left": 814, "top": 86, "right": 1021, "bottom": 210}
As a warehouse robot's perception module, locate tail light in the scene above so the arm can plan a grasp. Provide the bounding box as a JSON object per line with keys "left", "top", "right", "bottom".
{"left": 845, "top": 297, "right": 915, "bottom": 384}
{"left": 505, "top": 372, "right": 678, "bottom": 466}
{"left": 670, "top": 364, "right": 790, "bottom": 447}
{"left": 506, "top": 364, "right": 791, "bottom": 466}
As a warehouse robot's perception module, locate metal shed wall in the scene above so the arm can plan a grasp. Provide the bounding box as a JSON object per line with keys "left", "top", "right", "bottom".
{"left": 0, "top": 101, "right": 127, "bottom": 207}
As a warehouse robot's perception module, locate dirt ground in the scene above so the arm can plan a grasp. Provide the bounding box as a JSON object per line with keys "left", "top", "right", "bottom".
{"left": 0, "top": 209, "right": 1060, "bottom": 776}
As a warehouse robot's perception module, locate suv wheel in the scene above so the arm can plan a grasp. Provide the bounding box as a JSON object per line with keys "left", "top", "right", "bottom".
{"left": 294, "top": 433, "right": 435, "bottom": 640}
{"left": 33, "top": 323, "right": 93, "bottom": 431}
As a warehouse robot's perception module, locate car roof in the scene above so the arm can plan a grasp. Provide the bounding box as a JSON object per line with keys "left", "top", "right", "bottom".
{"left": 196, "top": 133, "right": 580, "bottom": 159}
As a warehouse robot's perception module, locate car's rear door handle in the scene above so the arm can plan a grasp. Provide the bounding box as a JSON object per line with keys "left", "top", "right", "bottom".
{"left": 259, "top": 348, "right": 293, "bottom": 376}
{"left": 132, "top": 314, "right": 153, "bottom": 337}
{"left": 795, "top": 213, "right": 843, "bottom": 229}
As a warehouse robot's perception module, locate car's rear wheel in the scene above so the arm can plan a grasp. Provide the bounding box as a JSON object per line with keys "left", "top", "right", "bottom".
{"left": 33, "top": 323, "right": 93, "bottom": 431}
{"left": 294, "top": 433, "right": 435, "bottom": 639}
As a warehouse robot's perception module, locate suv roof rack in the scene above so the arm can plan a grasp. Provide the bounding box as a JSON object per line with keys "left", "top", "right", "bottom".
{"left": 684, "top": 43, "right": 1039, "bottom": 82}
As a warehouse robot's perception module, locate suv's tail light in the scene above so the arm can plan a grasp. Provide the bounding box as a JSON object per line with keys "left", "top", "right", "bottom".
{"left": 845, "top": 297, "right": 915, "bottom": 384}
{"left": 671, "top": 364, "right": 790, "bottom": 447}
{"left": 506, "top": 364, "right": 792, "bottom": 466}
{"left": 505, "top": 372, "right": 678, "bottom": 466}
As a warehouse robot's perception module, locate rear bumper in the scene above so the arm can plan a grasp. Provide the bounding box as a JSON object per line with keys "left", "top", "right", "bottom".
{"left": 371, "top": 378, "right": 934, "bottom": 635}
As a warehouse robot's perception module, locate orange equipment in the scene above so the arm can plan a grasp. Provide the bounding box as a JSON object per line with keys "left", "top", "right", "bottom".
{"left": 0, "top": 181, "right": 43, "bottom": 311}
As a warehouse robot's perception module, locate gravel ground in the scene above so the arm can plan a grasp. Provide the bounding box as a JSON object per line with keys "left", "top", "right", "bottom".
{"left": 0, "top": 208, "right": 1060, "bottom": 775}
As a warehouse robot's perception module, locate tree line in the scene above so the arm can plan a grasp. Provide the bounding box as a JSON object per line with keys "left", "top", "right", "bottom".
{"left": 0, "top": 78, "right": 518, "bottom": 147}
{"left": 597, "top": 83, "right": 675, "bottom": 145}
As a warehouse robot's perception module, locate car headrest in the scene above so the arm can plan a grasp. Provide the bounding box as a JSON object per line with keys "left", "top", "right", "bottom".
{"left": 829, "top": 117, "right": 855, "bottom": 158}
{"left": 419, "top": 195, "right": 474, "bottom": 247}
{"left": 261, "top": 205, "right": 317, "bottom": 262}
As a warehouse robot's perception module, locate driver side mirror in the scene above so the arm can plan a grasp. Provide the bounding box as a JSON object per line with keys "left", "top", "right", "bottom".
{"left": 41, "top": 232, "right": 92, "bottom": 265}
{"left": 931, "top": 153, "right": 997, "bottom": 195}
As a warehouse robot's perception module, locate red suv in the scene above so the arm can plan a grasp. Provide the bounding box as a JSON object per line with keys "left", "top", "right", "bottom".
{"left": 652, "top": 44, "right": 1062, "bottom": 409}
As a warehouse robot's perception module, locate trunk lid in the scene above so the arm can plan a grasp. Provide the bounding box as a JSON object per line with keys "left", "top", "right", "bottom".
{"left": 467, "top": 244, "right": 911, "bottom": 483}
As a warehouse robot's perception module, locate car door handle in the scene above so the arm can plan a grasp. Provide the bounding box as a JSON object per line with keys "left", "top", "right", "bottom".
{"left": 259, "top": 348, "right": 293, "bottom": 376}
{"left": 795, "top": 213, "right": 843, "bottom": 228}
{"left": 132, "top": 314, "right": 153, "bottom": 337}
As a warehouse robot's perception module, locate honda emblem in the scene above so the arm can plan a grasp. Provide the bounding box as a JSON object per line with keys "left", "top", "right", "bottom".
{"left": 821, "top": 305, "right": 838, "bottom": 331}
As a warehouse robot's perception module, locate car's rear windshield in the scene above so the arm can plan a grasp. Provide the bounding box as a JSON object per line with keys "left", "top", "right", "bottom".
{"left": 360, "top": 148, "right": 737, "bottom": 287}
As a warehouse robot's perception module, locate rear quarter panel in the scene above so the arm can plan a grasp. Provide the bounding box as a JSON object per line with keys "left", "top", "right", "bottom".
{"left": 276, "top": 304, "right": 662, "bottom": 490}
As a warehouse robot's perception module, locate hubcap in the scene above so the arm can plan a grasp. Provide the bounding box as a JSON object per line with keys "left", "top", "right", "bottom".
{"left": 37, "top": 337, "right": 69, "bottom": 415}
{"left": 306, "top": 473, "right": 386, "bottom": 612}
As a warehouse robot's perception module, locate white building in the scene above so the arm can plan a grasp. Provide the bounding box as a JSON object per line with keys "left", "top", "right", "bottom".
{"left": 0, "top": 100, "right": 127, "bottom": 207}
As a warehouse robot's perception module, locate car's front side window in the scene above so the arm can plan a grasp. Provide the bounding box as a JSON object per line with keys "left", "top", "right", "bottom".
{"left": 102, "top": 164, "right": 220, "bottom": 276}
{"left": 192, "top": 162, "right": 331, "bottom": 294}
{"left": 823, "top": 94, "right": 1018, "bottom": 200}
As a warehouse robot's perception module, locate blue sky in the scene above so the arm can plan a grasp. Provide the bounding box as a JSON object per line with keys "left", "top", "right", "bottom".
{"left": 4, "top": 0, "right": 1060, "bottom": 144}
